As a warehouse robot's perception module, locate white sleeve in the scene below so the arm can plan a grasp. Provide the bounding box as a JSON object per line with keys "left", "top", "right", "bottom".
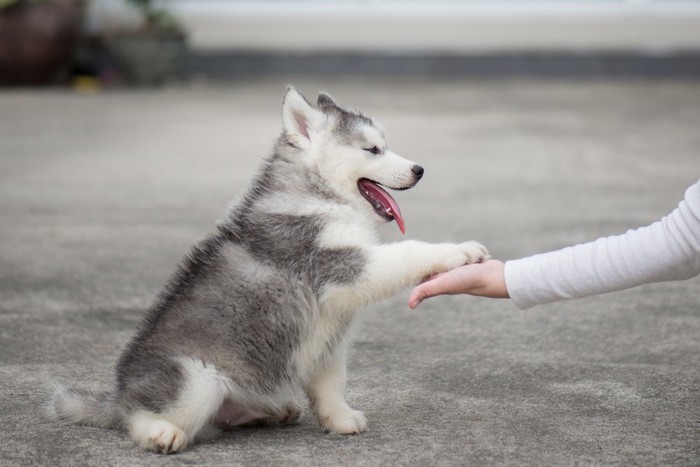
{"left": 504, "top": 180, "right": 700, "bottom": 310}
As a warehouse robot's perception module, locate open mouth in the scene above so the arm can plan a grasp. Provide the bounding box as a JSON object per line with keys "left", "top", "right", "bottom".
{"left": 357, "top": 178, "right": 407, "bottom": 234}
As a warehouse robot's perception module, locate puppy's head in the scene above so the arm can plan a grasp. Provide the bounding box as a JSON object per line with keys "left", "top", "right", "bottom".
{"left": 282, "top": 87, "right": 423, "bottom": 234}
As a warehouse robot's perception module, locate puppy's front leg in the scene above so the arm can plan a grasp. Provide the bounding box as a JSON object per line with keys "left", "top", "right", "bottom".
{"left": 306, "top": 345, "right": 367, "bottom": 435}
{"left": 327, "top": 240, "right": 488, "bottom": 308}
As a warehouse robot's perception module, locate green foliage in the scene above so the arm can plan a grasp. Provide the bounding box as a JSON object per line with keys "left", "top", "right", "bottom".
{"left": 0, "top": 0, "right": 23, "bottom": 9}
{"left": 0, "top": 0, "right": 79, "bottom": 10}
{"left": 125, "top": 0, "right": 182, "bottom": 32}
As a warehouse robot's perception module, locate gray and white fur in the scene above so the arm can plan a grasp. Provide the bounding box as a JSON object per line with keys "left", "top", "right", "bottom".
{"left": 50, "top": 88, "right": 488, "bottom": 453}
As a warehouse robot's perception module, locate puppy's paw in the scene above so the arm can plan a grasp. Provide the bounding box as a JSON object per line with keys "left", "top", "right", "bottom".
{"left": 432, "top": 241, "right": 489, "bottom": 274}
{"left": 280, "top": 403, "right": 303, "bottom": 425}
{"left": 248, "top": 403, "right": 302, "bottom": 427}
{"left": 143, "top": 420, "right": 188, "bottom": 454}
{"left": 319, "top": 408, "right": 368, "bottom": 435}
{"left": 459, "top": 241, "right": 490, "bottom": 265}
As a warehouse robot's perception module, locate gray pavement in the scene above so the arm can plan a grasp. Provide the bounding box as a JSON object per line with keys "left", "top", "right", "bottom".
{"left": 1, "top": 79, "right": 699, "bottom": 466}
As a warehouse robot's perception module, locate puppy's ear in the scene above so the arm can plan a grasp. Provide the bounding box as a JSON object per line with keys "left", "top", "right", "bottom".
{"left": 317, "top": 92, "right": 337, "bottom": 109}
{"left": 282, "top": 86, "right": 322, "bottom": 144}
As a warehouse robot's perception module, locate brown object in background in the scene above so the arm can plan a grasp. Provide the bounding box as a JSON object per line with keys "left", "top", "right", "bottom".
{"left": 0, "top": 1, "right": 83, "bottom": 85}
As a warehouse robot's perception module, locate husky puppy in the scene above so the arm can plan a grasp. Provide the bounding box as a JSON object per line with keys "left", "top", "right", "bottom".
{"left": 50, "top": 88, "right": 488, "bottom": 453}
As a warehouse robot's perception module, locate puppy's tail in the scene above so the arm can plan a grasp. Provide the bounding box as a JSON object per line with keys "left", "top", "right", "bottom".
{"left": 48, "top": 383, "right": 122, "bottom": 429}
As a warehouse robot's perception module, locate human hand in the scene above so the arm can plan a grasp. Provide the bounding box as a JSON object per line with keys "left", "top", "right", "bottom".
{"left": 408, "top": 259, "right": 509, "bottom": 309}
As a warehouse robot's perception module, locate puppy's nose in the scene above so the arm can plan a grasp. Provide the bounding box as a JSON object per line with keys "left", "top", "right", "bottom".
{"left": 412, "top": 165, "right": 424, "bottom": 181}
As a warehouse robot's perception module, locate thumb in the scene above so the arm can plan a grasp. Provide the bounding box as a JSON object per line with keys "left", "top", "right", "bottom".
{"left": 408, "top": 276, "right": 446, "bottom": 309}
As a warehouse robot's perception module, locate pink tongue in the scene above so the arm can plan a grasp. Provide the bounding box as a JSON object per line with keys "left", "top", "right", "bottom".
{"left": 362, "top": 180, "right": 406, "bottom": 234}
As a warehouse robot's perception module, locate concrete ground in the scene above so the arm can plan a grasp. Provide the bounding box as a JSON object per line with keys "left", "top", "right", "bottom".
{"left": 1, "top": 79, "right": 698, "bottom": 466}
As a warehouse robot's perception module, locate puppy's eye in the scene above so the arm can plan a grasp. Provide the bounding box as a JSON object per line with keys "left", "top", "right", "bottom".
{"left": 364, "top": 146, "right": 381, "bottom": 155}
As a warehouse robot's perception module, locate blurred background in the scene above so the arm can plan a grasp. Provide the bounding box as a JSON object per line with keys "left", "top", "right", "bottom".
{"left": 1, "top": 0, "right": 700, "bottom": 85}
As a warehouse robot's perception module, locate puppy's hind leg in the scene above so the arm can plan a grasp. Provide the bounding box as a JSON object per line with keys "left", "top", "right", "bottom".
{"left": 125, "top": 357, "right": 230, "bottom": 453}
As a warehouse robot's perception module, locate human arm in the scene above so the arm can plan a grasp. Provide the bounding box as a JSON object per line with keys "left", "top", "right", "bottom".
{"left": 409, "top": 180, "right": 700, "bottom": 310}
{"left": 505, "top": 180, "right": 700, "bottom": 308}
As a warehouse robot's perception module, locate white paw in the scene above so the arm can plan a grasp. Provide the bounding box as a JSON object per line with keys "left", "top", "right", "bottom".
{"left": 319, "top": 408, "right": 368, "bottom": 435}
{"left": 145, "top": 420, "right": 188, "bottom": 454}
{"left": 434, "top": 241, "right": 489, "bottom": 273}
{"left": 459, "top": 241, "right": 490, "bottom": 265}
